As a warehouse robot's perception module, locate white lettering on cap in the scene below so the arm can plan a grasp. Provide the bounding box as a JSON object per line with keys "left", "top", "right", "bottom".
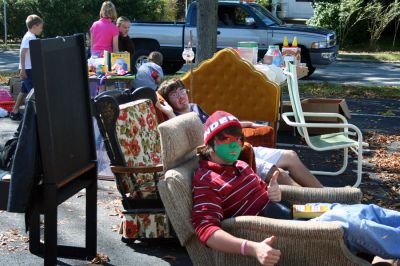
{"left": 227, "top": 115, "right": 237, "bottom": 122}
{"left": 204, "top": 127, "right": 211, "bottom": 138}
{"left": 219, "top": 116, "right": 228, "bottom": 125}
{"left": 210, "top": 121, "right": 219, "bottom": 131}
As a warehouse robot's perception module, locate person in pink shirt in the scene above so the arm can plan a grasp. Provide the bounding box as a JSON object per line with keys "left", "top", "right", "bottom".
{"left": 90, "top": 1, "right": 119, "bottom": 57}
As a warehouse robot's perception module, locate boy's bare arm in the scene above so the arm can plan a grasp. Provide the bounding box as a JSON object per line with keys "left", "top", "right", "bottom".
{"left": 207, "top": 230, "right": 281, "bottom": 265}
{"left": 19, "top": 48, "right": 28, "bottom": 79}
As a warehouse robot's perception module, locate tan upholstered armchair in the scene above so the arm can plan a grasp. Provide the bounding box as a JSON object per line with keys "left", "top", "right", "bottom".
{"left": 157, "top": 113, "right": 370, "bottom": 266}
{"left": 181, "top": 48, "right": 280, "bottom": 148}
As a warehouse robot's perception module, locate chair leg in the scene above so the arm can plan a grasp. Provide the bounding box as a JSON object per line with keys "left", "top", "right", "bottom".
{"left": 310, "top": 147, "right": 349, "bottom": 176}
{"left": 353, "top": 145, "right": 363, "bottom": 188}
{"left": 28, "top": 205, "right": 42, "bottom": 255}
{"left": 44, "top": 185, "right": 58, "bottom": 266}
{"left": 85, "top": 178, "right": 97, "bottom": 259}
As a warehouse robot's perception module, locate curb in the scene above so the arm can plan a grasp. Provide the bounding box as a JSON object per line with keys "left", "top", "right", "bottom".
{"left": 337, "top": 57, "right": 400, "bottom": 64}
{"left": 0, "top": 48, "right": 19, "bottom": 52}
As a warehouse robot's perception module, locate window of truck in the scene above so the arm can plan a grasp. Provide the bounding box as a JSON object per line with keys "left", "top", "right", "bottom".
{"left": 248, "top": 4, "right": 282, "bottom": 26}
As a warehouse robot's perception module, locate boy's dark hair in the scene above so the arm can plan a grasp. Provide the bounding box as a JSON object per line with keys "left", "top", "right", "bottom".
{"left": 199, "top": 126, "right": 243, "bottom": 160}
{"left": 149, "top": 51, "right": 163, "bottom": 66}
{"left": 26, "top": 14, "right": 43, "bottom": 29}
{"left": 157, "top": 78, "right": 185, "bottom": 102}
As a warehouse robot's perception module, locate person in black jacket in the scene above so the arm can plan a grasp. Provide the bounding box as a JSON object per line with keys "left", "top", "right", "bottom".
{"left": 117, "top": 16, "right": 135, "bottom": 73}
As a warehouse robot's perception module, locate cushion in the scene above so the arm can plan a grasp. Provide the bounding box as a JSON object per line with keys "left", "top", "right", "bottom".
{"left": 155, "top": 92, "right": 169, "bottom": 123}
{"left": 120, "top": 212, "right": 172, "bottom": 239}
{"left": 242, "top": 125, "right": 275, "bottom": 148}
{"left": 115, "top": 99, "right": 162, "bottom": 199}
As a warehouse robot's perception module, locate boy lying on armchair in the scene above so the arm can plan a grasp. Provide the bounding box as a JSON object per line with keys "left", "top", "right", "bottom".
{"left": 156, "top": 79, "right": 323, "bottom": 188}
{"left": 192, "top": 110, "right": 400, "bottom": 265}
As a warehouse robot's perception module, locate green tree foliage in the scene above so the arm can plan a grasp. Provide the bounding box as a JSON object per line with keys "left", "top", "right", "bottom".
{"left": 307, "top": 2, "right": 339, "bottom": 31}
{"left": 0, "top": 0, "right": 175, "bottom": 41}
{"left": 308, "top": 0, "right": 400, "bottom": 49}
{"left": 0, "top": 0, "right": 39, "bottom": 41}
{"left": 36, "top": 0, "right": 98, "bottom": 36}
{"left": 363, "top": 0, "right": 400, "bottom": 49}
{"left": 257, "top": 0, "right": 271, "bottom": 9}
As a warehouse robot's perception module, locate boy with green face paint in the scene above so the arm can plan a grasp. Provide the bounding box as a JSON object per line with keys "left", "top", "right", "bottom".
{"left": 193, "top": 111, "right": 287, "bottom": 265}
{"left": 193, "top": 111, "right": 400, "bottom": 264}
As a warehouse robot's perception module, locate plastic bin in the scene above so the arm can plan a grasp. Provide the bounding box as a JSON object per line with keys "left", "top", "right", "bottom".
{"left": 237, "top": 41, "right": 258, "bottom": 64}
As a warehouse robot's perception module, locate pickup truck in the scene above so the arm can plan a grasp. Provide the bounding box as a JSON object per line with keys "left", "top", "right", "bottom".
{"left": 128, "top": 1, "right": 338, "bottom": 76}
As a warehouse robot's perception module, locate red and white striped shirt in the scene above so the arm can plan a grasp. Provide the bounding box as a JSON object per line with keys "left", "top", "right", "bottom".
{"left": 192, "top": 159, "right": 270, "bottom": 245}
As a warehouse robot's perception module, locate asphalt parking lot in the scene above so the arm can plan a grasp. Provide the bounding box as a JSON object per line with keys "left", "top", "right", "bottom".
{"left": 1, "top": 48, "right": 399, "bottom": 265}
{"left": 0, "top": 95, "right": 399, "bottom": 265}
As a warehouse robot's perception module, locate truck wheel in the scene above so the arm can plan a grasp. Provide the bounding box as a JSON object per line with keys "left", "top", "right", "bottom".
{"left": 163, "top": 62, "right": 184, "bottom": 75}
{"left": 133, "top": 49, "right": 151, "bottom": 70}
{"left": 300, "top": 47, "right": 316, "bottom": 78}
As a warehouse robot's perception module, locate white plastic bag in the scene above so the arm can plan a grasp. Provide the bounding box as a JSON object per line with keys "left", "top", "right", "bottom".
{"left": 0, "top": 107, "right": 8, "bottom": 118}
{"left": 268, "top": 64, "right": 286, "bottom": 85}
{"left": 254, "top": 64, "right": 277, "bottom": 83}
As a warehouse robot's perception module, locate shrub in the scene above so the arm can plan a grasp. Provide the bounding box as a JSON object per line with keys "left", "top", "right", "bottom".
{"left": 0, "top": 0, "right": 172, "bottom": 41}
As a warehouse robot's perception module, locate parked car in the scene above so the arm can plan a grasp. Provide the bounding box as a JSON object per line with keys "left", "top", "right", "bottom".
{"left": 128, "top": 1, "right": 338, "bottom": 76}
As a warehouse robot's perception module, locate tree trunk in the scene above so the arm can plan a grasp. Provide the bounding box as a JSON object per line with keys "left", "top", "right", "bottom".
{"left": 196, "top": 0, "right": 218, "bottom": 65}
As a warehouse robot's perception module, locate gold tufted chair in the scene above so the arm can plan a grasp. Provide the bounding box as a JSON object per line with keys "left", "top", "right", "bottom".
{"left": 181, "top": 48, "right": 280, "bottom": 131}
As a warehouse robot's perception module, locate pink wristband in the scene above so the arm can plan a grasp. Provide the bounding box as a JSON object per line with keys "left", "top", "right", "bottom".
{"left": 240, "top": 240, "right": 248, "bottom": 256}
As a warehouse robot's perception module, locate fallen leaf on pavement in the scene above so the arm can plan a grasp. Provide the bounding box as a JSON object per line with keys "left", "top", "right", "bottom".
{"left": 89, "top": 252, "right": 110, "bottom": 264}
{"left": 111, "top": 224, "right": 120, "bottom": 232}
{"left": 162, "top": 255, "right": 177, "bottom": 260}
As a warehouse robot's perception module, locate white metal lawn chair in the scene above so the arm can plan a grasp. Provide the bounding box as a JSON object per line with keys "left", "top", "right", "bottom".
{"left": 281, "top": 62, "right": 368, "bottom": 187}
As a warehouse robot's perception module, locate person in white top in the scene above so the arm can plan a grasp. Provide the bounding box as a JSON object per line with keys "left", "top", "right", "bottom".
{"left": 10, "top": 14, "right": 43, "bottom": 120}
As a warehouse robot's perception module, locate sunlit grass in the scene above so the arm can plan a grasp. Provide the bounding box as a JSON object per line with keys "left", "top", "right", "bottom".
{"left": 296, "top": 82, "right": 400, "bottom": 100}
{"left": 338, "top": 52, "right": 400, "bottom": 62}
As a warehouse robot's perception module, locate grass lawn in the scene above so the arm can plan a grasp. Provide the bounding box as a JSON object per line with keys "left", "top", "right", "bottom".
{"left": 338, "top": 52, "right": 400, "bottom": 62}
{"left": 339, "top": 37, "right": 400, "bottom": 61}
{"left": 0, "top": 43, "right": 20, "bottom": 50}
{"left": 166, "top": 74, "right": 400, "bottom": 101}
{"left": 296, "top": 82, "right": 400, "bottom": 100}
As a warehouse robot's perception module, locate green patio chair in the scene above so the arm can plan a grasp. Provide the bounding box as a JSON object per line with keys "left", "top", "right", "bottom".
{"left": 282, "top": 62, "right": 368, "bottom": 187}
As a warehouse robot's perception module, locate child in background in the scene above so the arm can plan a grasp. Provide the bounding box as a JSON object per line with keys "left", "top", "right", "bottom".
{"left": 10, "top": 14, "right": 43, "bottom": 121}
{"left": 90, "top": 1, "right": 119, "bottom": 57}
{"left": 133, "top": 51, "right": 164, "bottom": 90}
{"left": 116, "top": 16, "right": 135, "bottom": 72}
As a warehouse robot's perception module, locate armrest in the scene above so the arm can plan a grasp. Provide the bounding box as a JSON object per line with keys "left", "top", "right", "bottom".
{"left": 302, "top": 112, "right": 349, "bottom": 124}
{"left": 281, "top": 112, "right": 362, "bottom": 137}
{"left": 220, "top": 216, "right": 370, "bottom": 266}
{"left": 222, "top": 216, "right": 344, "bottom": 240}
{"left": 111, "top": 164, "right": 163, "bottom": 174}
{"left": 280, "top": 185, "right": 362, "bottom": 204}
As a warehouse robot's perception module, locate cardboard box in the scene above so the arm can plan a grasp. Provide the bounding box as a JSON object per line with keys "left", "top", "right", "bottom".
{"left": 292, "top": 203, "right": 330, "bottom": 219}
{"left": 8, "top": 77, "right": 22, "bottom": 100}
{"left": 282, "top": 46, "right": 301, "bottom": 65}
{"left": 112, "top": 52, "right": 130, "bottom": 72}
{"left": 103, "top": 51, "right": 130, "bottom": 72}
{"left": 279, "top": 98, "right": 351, "bottom": 135}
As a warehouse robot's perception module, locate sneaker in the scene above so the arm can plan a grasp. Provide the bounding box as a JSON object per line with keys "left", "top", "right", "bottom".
{"left": 9, "top": 112, "right": 22, "bottom": 121}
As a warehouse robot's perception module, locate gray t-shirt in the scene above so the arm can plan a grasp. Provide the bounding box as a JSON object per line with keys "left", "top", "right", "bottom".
{"left": 133, "top": 62, "right": 164, "bottom": 90}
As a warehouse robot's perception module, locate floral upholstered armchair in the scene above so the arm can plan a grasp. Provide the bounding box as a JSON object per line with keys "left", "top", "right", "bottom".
{"left": 93, "top": 88, "right": 172, "bottom": 240}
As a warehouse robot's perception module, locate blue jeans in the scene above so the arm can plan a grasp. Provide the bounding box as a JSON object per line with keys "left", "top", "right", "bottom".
{"left": 260, "top": 201, "right": 292, "bottom": 220}
{"left": 312, "top": 204, "right": 400, "bottom": 259}
{"left": 21, "top": 69, "right": 33, "bottom": 93}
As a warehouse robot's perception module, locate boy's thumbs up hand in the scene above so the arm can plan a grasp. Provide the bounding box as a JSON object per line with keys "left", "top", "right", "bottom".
{"left": 267, "top": 170, "right": 281, "bottom": 202}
